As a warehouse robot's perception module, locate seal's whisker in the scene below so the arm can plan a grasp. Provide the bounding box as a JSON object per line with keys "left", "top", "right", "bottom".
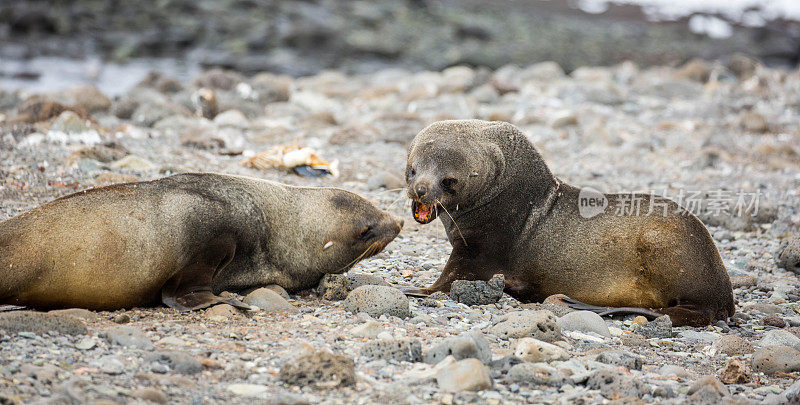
{"left": 437, "top": 199, "right": 468, "bottom": 247}
{"left": 336, "top": 241, "right": 377, "bottom": 272}
{"left": 375, "top": 187, "right": 405, "bottom": 195}
{"left": 386, "top": 193, "right": 407, "bottom": 211}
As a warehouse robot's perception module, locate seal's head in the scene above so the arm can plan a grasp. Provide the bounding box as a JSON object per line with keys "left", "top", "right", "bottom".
{"left": 304, "top": 188, "right": 403, "bottom": 275}
{"left": 406, "top": 120, "right": 523, "bottom": 224}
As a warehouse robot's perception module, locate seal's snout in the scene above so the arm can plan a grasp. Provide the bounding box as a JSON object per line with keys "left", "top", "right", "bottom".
{"left": 414, "top": 184, "right": 428, "bottom": 198}
{"left": 409, "top": 177, "right": 442, "bottom": 205}
{"left": 378, "top": 213, "right": 403, "bottom": 240}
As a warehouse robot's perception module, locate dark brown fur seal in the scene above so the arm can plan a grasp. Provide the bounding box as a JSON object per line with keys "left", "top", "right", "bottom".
{"left": 0, "top": 173, "right": 402, "bottom": 311}
{"left": 405, "top": 120, "right": 734, "bottom": 326}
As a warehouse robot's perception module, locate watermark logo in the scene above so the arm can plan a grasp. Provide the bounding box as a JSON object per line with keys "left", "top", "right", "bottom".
{"left": 576, "top": 187, "right": 762, "bottom": 218}
{"left": 578, "top": 187, "right": 608, "bottom": 218}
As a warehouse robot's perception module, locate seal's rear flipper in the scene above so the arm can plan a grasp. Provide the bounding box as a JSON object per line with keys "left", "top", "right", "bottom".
{"left": 401, "top": 287, "right": 434, "bottom": 298}
{"left": 162, "top": 289, "right": 251, "bottom": 312}
{"left": 654, "top": 305, "right": 717, "bottom": 327}
{"left": 0, "top": 304, "right": 25, "bottom": 312}
{"left": 557, "top": 296, "right": 663, "bottom": 321}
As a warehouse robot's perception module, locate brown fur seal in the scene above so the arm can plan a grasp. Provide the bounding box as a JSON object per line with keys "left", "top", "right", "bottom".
{"left": 0, "top": 173, "right": 402, "bottom": 311}
{"left": 405, "top": 120, "right": 734, "bottom": 326}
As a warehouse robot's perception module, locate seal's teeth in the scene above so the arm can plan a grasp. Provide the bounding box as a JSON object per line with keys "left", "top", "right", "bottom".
{"left": 412, "top": 201, "right": 437, "bottom": 224}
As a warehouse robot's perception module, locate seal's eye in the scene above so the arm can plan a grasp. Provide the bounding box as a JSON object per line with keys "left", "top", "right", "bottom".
{"left": 440, "top": 177, "right": 458, "bottom": 191}
{"left": 359, "top": 226, "right": 374, "bottom": 240}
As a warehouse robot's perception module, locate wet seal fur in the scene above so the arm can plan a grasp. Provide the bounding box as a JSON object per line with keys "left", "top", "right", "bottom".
{"left": 0, "top": 173, "right": 402, "bottom": 311}
{"left": 405, "top": 120, "right": 734, "bottom": 326}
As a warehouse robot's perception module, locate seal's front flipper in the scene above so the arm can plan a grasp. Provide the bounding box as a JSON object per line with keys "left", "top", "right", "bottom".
{"left": 558, "top": 296, "right": 663, "bottom": 320}
{"left": 161, "top": 236, "right": 250, "bottom": 312}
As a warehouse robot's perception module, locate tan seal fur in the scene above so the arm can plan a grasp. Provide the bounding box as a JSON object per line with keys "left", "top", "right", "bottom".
{"left": 405, "top": 120, "right": 734, "bottom": 326}
{"left": 0, "top": 173, "right": 402, "bottom": 311}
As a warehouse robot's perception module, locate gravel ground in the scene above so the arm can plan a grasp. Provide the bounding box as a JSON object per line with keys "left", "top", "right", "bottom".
{"left": 1, "top": 56, "right": 800, "bottom": 404}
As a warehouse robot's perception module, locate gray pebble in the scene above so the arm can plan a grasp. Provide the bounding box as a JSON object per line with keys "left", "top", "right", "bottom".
{"left": 113, "top": 313, "right": 131, "bottom": 324}
{"left": 360, "top": 338, "right": 422, "bottom": 362}
{"left": 486, "top": 310, "right": 561, "bottom": 342}
{"left": 144, "top": 350, "right": 203, "bottom": 374}
{"left": 585, "top": 368, "right": 644, "bottom": 399}
{"left": 0, "top": 311, "right": 87, "bottom": 336}
{"left": 449, "top": 274, "right": 504, "bottom": 306}
{"left": 636, "top": 315, "right": 672, "bottom": 339}
{"left": 47, "top": 308, "right": 99, "bottom": 321}
{"left": 244, "top": 288, "right": 299, "bottom": 313}
{"left": 488, "top": 355, "right": 524, "bottom": 376}
{"left": 101, "top": 325, "right": 154, "bottom": 350}
{"left": 678, "top": 330, "right": 720, "bottom": 345}
{"left": 751, "top": 345, "right": 800, "bottom": 375}
{"left": 773, "top": 379, "right": 800, "bottom": 404}
{"left": 507, "top": 363, "right": 566, "bottom": 386}
{"left": 346, "top": 273, "right": 390, "bottom": 289}
{"left": 264, "top": 284, "right": 290, "bottom": 300}
{"left": 317, "top": 274, "right": 350, "bottom": 301}
{"left": 91, "top": 355, "right": 125, "bottom": 375}
{"left": 776, "top": 236, "right": 800, "bottom": 274}
{"left": 343, "top": 285, "right": 410, "bottom": 318}
{"left": 686, "top": 375, "right": 730, "bottom": 403}
{"left": 712, "top": 335, "right": 754, "bottom": 356}
{"left": 424, "top": 331, "right": 492, "bottom": 365}
{"left": 279, "top": 351, "right": 356, "bottom": 388}
{"left": 595, "top": 350, "right": 643, "bottom": 370}
{"left": 759, "top": 329, "right": 800, "bottom": 351}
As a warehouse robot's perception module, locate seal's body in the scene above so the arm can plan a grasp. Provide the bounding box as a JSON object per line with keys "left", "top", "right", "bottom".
{"left": 405, "top": 120, "right": 734, "bottom": 326}
{"left": 0, "top": 173, "right": 401, "bottom": 311}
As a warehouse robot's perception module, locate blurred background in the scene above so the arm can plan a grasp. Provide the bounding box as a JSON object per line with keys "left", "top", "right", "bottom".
{"left": 1, "top": 0, "right": 799, "bottom": 95}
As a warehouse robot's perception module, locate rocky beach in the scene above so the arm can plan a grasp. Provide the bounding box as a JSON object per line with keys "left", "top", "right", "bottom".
{"left": 0, "top": 54, "right": 799, "bottom": 404}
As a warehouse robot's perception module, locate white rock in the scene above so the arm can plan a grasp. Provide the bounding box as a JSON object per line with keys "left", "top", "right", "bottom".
{"left": 557, "top": 311, "right": 611, "bottom": 338}
{"left": 75, "top": 337, "right": 97, "bottom": 350}
{"left": 227, "top": 384, "right": 269, "bottom": 397}
{"left": 564, "top": 331, "right": 605, "bottom": 343}
{"left": 549, "top": 110, "right": 579, "bottom": 129}
{"left": 759, "top": 329, "right": 800, "bottom": 351}
{"left": 436, "top": 358, "right": 492, "bottom": 392}
{"left": 213, "top": 109, "right": 249, "bottom": 128}
{"left": 350, "top": 321, "right": 384, "bottom": 338}
{"left": 512, "top": 337, "right": 571, "bottom": 362}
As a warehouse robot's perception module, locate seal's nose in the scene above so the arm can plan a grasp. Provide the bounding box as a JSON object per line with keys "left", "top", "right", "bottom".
{"left": 415, "top": 184, "right": 428, "bottom": 198}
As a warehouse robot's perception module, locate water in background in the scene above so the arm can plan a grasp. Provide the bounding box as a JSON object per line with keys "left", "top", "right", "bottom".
{"left": 580, "top": 0, "right": 800, "bottom": 38}
{"left": 0, "top": 57, "right": 200, "bottom": 97}
{"left": 1, "top": 0, "right": 798, "bottom": 96}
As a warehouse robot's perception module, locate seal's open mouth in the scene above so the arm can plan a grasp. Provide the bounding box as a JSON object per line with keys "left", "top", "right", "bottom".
{"left": 412, "top": 201, "right": 437, "bottom": 224}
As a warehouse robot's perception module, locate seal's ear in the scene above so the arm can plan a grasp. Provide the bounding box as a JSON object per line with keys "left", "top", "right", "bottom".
{"left": 481, "top": 143, "right": 506, "bottom": 180}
